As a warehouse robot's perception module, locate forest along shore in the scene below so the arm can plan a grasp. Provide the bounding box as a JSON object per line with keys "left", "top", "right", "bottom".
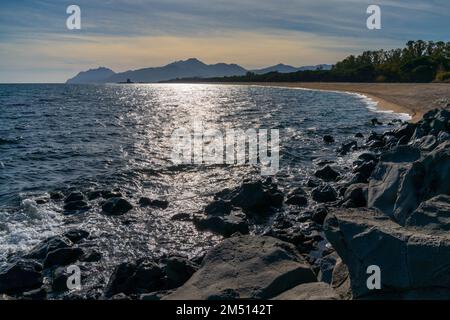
{"left": 236, "top": 82, "right": 450, "bottom": 122}
{"left": 1, "top": 106, "right": 449, "bottom": 300}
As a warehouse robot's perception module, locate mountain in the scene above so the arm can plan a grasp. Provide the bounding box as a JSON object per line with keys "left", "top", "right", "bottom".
{"left": 66, "top": 59, "right": 334, "bottom": 84}
{"left": 66, "top": 58, "right": 247, "bottom": 84}
{"left": 66, "top": 67, "right": 116, "bottom": 84}
{"left": 252, "top": 63, "right": 333, "bottom": 74}
{"left": 251, "top": 63, "right": 300, "bottom": 74}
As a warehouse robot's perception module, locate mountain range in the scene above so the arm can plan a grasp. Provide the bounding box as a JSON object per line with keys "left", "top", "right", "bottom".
{"left": 66, "top": 58, "right": 332, "bottom": 84}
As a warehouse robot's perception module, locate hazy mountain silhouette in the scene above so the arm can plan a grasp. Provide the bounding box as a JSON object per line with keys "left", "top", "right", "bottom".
{"left": 66, "top": 58, "right": 247, "bottom": 84}
{"left": 66, "top": 59, "right": 333, "bottom": 84}
{"left": 66, "top": 67, "right": 116, "bottom": 84}
{"left": 251, "top": 63, "right": 332, "bottom": 74}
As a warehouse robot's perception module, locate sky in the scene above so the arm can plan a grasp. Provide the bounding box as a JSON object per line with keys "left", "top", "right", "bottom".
{"left": 0, "top": 0, "right": 449, "bottom": 83}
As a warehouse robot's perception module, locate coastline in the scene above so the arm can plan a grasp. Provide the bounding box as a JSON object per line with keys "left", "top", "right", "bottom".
{"left": 209, "top": 82, "right": 450, "bottom": 122}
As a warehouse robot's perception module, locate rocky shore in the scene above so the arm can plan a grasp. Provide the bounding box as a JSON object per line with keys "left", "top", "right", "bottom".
{"left": 1, "top": 108, "right": 449, "bottom": 300}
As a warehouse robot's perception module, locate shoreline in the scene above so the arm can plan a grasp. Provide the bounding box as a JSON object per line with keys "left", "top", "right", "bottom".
{"left": 198, "top": 82, "right": 450, "bottom": 122}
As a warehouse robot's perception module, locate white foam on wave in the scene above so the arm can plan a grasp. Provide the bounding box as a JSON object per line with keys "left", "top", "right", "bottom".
{"left": 0, "top": 198, "right": 64, "bottom": 264}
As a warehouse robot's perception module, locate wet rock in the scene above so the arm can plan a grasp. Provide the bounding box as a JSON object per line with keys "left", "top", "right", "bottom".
{"left": 63, "top": 200, "right": 89, "bottom": 213}
{"left": 338, "top": 140, "right": 357, "bottom": 156}
{"left": 50, "top": 192, "right": 64, "bottom": 201}
{"left": 164, "top": 257, "right": 198, "bottom": 289}
{"left": 312, "top": 185, "right": 337, "bottom": 203}
{"left": 272, "top": 282, "right": 339, "bottom": 300}
{"left": 358, "top": 152, "right": 379, "bottom": 163}
{"left": 87, "top": 190, "right": 102, "bottom": 200}
{"left": 306, "top": 178, "right": 320, "bottom": 188}
{"left": 229, "top": 180, "right": 282, "bottom": 213}
{"left": 52, "top": 267, "right": 71, "bottom": 292}
{"left": 343, "top": 183, "right": 368, "bottom": 208}
{"left": 205, "top": 199, "right": 232, "bottom": 216}
{"left": 312, "top": 206, "right": 328, "bottom": 225}
{"left": 22, "top": 287, "right": 47, "bottom": 300}
{"left": 323, "top": 135, "right": 335, "bottom": 143}
{"left": 355, "top": 132, "right": 364, "bottom": 138}
{"left": 285, "top": 195, "right": 308, "bottom": 206}
{"left": 316, "top": 251, "right": 339, "bottom": 284}
{"left": 314, "top": 165, "right": 340, "bottom": 181}
{"left": 105, "top": 260, "right": 165, "bottom": 297}
{"left": 393, "top": 122, "right": 417, "bottom": 141}
{"left": 64, "top": 192, "right": 85, "bottom": 203}
{"left": 164, "top": 235, "right": 316, "bottom": 300}
{"left": 43, "top": 247, "right": 84, "bottom": 268}
{"left": 81, "top": 250, "right": 102, "bottom": 263}
{"left": 371, "top": 118, "right": 383, "bottom": 126}
{"left": 63, "top": 229, "right": 89, "bottom": 243}
{"left": 0, "top": 260, "right": 43, "bottom": 294}
{"left": 412, "top": 135, "right": 438, "bottom": 151}
{"left": 102, "top": 197, "right": 133, "bottom": 215}
{"left": 324, "top": 207, "right": 450, "bottom": 298}
{"left": 101, "top": 190, "right": 123, "bottom": 199}
{"left": 111, "top": 293, "right": 132, "bottom": 300}
{"left": 25, "top": 235, "right": 72, "bottom": 260}
{"left": 194, "top": 212, "right": 249, "bottom": 237}
{"left": 170, "top": 213, "right": 192, "bottom": 221}
{"left": 139, "top": 197, "right": 169, "bottom": 209}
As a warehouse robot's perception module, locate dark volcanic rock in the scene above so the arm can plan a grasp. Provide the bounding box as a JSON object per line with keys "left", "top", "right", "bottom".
{"left": 0, "top": 260, "right": 43, "bottom": 294}
{"left": 139, "top": 197, "right": 169, "bottom": 209}
{"left": 164, "top": 257, "right": 198, "bottom": 289}
{"left": 314, "top": 165, "right": 340, "bottom": 181}
{"left": 170, "top": 213, "right": 192, "bottom": 221}
{"left": 50, "top": 192, "right": 64, "bottom": 201}
{"left": 63, "top": 200, "right": 89, "bottom": 212}
{"left": 205, "top": 199, "right": 232, "bottom": 216}
{"left": 64, "top": 192, "right": 85, "bottom": 203}
{"left": 312, "top": 185, "right": 337, "bottom": 203}
{"left": 343, "top": 183, "right": 368, "bottom": 208}
{"left": 194, "top": 212, "right": 249, "bottom": 237}
{"left": 63, "top": 229, "right": 89, "bottom": 243}
{"left": 164, "top": 235, "right": 316, "bottom": 300}
{"left": 338, "top": 141, "right": 357, "bottom": 155}
{"left": 312, "top": 206, "right": 328, "bottom": 225}
{"left": 43, "top": 247, "right": 84, "bottom": 268}
{"left": 26, "top": 235, "right": 72, "bottom": 260}
{"left": 323, "top": 135, "right": 335, "bottom": 143}
{"left": 102, "top": 197, "right": 133, "bottom": 215}
{"left": 105, "top": 260, "right": 165, "bottom": 297}
{"left": 285, "top": 195, "right": 308, "bottom": 206}
{"left": 52, "top": 267, "right": 71, "bottom": 292}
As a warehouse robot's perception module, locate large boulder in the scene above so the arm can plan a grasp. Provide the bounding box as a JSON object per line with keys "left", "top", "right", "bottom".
{"left": 271, "top": 282, "right": 339, "bottom": 300}
{"left": 405, "top": 195, "right": 450, "bottom": 230}
{"left": 102, "top": 197, "right": 133, "bottom": 216}
{"left": 324, "top": 207, "right": 450, "bottom": 298}
{"left": 314, "top": 165, "right": 340, "bottom": 181}
{"left": 0, "top": 260, "right": 43, "bottom": 294}
{"left": 193, "top": 212, "right": 249, "bottom": 237}
{"left": 163, "top": 235, "right": 316, "bottom": 300}
{"left": 368, "top": 141, "right": 450, "bottom": 224}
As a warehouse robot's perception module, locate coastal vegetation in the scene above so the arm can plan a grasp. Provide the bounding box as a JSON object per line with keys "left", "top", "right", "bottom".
{"left": 171, "top": 41, "right": 450, "bottom": 83}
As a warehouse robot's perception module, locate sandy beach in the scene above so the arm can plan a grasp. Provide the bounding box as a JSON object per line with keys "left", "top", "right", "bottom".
{"left": 231, "top": 83, "right": 450, "bottom": 122}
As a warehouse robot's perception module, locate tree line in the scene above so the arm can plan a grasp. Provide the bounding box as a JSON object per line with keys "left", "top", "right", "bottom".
{"left": 170, "top": 41, "right": 450, "bottom": 83}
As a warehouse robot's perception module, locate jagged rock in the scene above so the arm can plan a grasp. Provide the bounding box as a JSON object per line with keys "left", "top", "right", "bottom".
{"left": 81, "top": 250, "right": 102, "bottom": 262}
{"left": 338, "top": 141, "right": 357, "bottom": 155}
{"left": 306, "top": 178, "right": 320, "bottom": 188}
{"left": 52, "top": 267, "right": 71, "bottom": 292}
{"left": 371, "top": 118, "right": 383, "bottom": 126}
{"left": 163, "top": 235, "right": 316, "bottom": 300}
{"left": 368, "top": 141, "right": 450, "bottom": 224}
{"left": 102, "top": 197, "right": 133, "bottom": 215}
{"left": 205, "top": 199, "right": 232, "bottom": 216}
{"left": 314, "top": 165, "right": 340, "bottom": 181}
{"left": 193, "top": 212, "right": 249, "bottom": 237}
{"left": 412, "top": 135, "right": 438, "bottom": 151}
{"left": 312, "top": 185, "right": 337, "bottom": 203}
{"left": 355, "top": 132, "right": 364, "bottom": 138}
{"left": 331, "top": 258, "right": 352, "bottom": 300}
{"left": 312, "top": 206, "right": 328, "bottom": 225}
{"left": 170, "top": 213, "right": 192, "bottom": 221}
{"left": 405, "top": 195, "right": 450, "bottom": 230}
{"left": 63, "top": 229, "right": 89, "bottom": 243}
{"left": 105, "top": 260, "right": 165, "bottom": 297}
{"left": 343, "top": 183, "right": 368, "bottom": 208}
{"left": 324, "top": 207, "right": 450, "bottom": 298}
{"left": 43, "top": 247, "right": 84, "bottom": 268}
{"left": 0, "top": 260, "right": 43, "bottom": 294}
{"left": 25, "top": 235, "right": 72, "bottom": 260}
{"left": 316, "top": 251, "right": 339, "bottom": 284}
{"left": 272, "top": 282, "right": 339, "bottom": 300}
{"left": 49, "top": 192, "right": 64, "bottom": 201}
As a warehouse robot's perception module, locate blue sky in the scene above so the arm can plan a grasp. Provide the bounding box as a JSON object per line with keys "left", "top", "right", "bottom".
{"left": 0, "top": 0, "right": 449, "bottom": 83}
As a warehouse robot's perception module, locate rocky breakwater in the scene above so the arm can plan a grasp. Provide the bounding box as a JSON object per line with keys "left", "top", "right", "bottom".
{"left": 324, "top": 108, "right": 450, "bottom": 299}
